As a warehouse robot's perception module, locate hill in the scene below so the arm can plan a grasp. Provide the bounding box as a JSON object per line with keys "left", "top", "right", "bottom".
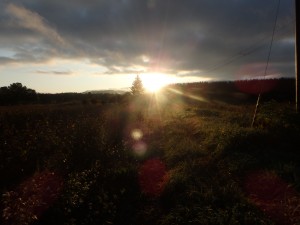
{"left": 166, "top": 77, "right": 295, "bottom": 104}
{"left": 82, "top": 89, "right": 128, "bottom": 95}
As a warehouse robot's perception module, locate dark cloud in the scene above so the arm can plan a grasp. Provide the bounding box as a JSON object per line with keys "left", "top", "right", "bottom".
{"left": 0, "top": 0, "right": 295, "bottom": 80}
{"left": 0, "top": 56, "right": 15, "bottom": 64}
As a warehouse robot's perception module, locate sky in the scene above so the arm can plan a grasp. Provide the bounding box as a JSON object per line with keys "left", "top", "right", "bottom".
{"left": 0, "top": 0, "right": 295, "bottom": 93}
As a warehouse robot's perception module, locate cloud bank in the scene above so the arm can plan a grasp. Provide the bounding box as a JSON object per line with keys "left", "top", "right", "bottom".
{"left": 0, "top": 0, "right": 295, "bottom": 80}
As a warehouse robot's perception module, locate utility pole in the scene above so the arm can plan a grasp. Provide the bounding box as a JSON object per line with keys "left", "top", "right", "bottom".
{"left": 296, "top": 0, "right": 300, "bottom": 112}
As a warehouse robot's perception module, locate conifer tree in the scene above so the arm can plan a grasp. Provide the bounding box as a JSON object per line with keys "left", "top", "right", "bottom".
{"left": 131, "top": 75, "right": 144, "bottom": 95}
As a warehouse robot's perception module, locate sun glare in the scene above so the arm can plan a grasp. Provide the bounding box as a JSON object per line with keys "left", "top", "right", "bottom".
{"left": 141, "top": 73, "right": 175, "bottom": 92}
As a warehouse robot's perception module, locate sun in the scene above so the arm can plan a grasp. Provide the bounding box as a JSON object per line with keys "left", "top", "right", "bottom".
{"left": 140, "top": 73, "right": 175, "bottom": 92}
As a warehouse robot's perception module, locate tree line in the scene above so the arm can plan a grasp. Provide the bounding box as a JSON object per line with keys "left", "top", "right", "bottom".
{"left": 0, "top": 83, "right": 126, "bottom": 105}
{"left": 0, "top": 77, "right": 295, "bottom": 105}
{"left": 0, "top": 83, "right": 37, "bottom": 105}
{"left": 0, "top": 76, "right": 143, "bottom": 105}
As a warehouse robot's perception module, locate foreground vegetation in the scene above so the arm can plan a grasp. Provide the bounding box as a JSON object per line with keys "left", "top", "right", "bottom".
{"left": 1, "top": 88, "right": 300, "bottom": 225}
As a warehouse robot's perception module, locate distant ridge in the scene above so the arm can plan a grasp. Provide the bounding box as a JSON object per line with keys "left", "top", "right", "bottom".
{"left": 82, "top": 89, "right": 128, "bottom": 94}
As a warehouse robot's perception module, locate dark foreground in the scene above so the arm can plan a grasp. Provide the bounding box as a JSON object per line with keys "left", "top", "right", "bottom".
{"left": 1, "top": 95, "right": 300, "bottom": 225}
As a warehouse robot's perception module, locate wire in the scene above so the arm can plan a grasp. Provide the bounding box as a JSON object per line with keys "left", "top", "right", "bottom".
{"left": 252, "top": 0, "right": 281, "bottom": 127}
{"left": 204, "top": 17, "right": 293, "bottom": 74}
{"left": 263, "top": 0, "right": 281, "bottom": 80}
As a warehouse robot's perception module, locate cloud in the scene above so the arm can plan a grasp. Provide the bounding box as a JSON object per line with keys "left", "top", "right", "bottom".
{"left": 35, "top": 70, "right": 73, "bottom": 75}
{"left": 5, "top": 3, "right": 65, "bottom": 45}
{"left": 0, "top": 3, "right": 72, "bottom": 65}
{"left": 0, "top": 56, "right": 15, "bottom": 64}
{"left": 0, "top": 0, "right": 295, "bottom": 80}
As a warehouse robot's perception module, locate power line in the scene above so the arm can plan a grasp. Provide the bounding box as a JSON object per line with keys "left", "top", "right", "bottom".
{"left": 203, "top": 17, "right": 293, "bottom": 74}
{"left": 252, "top": 0, "right": 281, "bottom": 127}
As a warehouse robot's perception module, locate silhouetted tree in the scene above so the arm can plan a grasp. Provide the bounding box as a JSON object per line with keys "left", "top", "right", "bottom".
{"left": 0, "top": 83, "right": 37, "bottom": 105}
{"left": 0, "top": 87, "right": 9, "bottom": 104}
{"left": 131, "top": 75, "right": 144, "bottom": 96}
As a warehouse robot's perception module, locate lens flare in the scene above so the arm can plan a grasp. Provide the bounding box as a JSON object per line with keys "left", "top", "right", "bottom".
{"left": 244, "top": 170, "right": 300, "bottom": 225}
{"left": 167, "top": 87, "right": 207, "bottom": 102}
{"left": 138, "top": 158, "right": 168, "bottom": 196}
{"left": 133, "top": 141, "right": 147, "bottom": 156}
{"left": 3, "top": 171, "right": 63, "bottom": 224}
{"left": 131, "top": 129, "right": 143, "bottom": 140}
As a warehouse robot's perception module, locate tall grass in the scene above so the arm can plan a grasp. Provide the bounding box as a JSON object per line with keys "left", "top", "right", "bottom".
{"left": 1, "top": 99, "right": 300, "bottom": 224}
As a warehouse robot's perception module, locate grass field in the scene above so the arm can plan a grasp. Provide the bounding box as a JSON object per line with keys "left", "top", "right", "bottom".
{"left": 1, "top": 91, "right": 300, "bottom": 225}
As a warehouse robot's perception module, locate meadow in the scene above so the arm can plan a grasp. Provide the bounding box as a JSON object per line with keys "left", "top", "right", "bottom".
{"left": 1, "top": 87, "right": 300, "bottom": 225}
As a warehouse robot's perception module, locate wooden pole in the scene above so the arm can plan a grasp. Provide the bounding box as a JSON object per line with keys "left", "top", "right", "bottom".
{"left": 296, "top": 0, "right": 300, "bottom": 112}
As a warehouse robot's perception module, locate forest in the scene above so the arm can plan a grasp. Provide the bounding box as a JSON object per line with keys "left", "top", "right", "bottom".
{"left": 0, "top": 78, "right": 295, "bottom": 106}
